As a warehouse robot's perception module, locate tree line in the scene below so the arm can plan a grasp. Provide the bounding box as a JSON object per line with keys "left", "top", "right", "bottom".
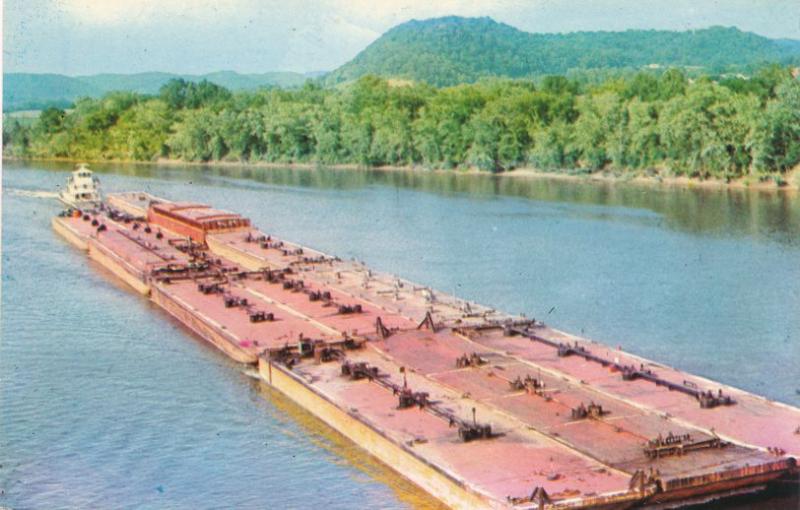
{"left": 4, "top": 67, "right": 800, "bottom": 181}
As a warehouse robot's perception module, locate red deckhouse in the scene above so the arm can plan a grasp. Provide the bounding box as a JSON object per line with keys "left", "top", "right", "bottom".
{"left": 147, "top": 202, "right": 250, "bottom": 243}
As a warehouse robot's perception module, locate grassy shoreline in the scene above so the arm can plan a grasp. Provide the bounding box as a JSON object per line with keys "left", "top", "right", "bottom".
{"left": 5, "top": 155, "right": 798, "bottom": 193}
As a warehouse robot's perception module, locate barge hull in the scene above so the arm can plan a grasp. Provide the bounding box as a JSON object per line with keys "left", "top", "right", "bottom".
{"left": 257, "top": 358, "right": 499, "bottom": 510}
{"left": 51, "top": 193, "right": 800, "bottom": 510}
{"left": 151, "top": 284, "right": 257, "bottom": 364}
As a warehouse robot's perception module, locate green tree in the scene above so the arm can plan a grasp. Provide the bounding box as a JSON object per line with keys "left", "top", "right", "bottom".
{"left": 751, "top": 78, "right": 800, "bottom": 173}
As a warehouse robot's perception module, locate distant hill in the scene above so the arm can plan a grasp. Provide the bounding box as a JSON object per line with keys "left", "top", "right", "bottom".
{"left": 7, "top": 17, "right": 800, "bottom": 110}
{"left": 3, "top": 70, "right": 311, "bottom": 111}
{"left": 77, "top": 71, "right": 310, "bottom": 93}
{"left": 3, "top": 73, "right": 101, "bottom": 112}
{"left": 325, "top": 16, "right": 800, "bottom": 86}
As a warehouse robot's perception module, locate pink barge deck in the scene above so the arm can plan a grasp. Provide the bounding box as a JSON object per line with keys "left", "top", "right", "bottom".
{"left": 52, "top": 192, "right": 799, "bottom": 509}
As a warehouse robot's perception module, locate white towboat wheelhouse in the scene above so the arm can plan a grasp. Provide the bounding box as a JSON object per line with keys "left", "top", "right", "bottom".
{"left": 59, "top": 163, "right": 101, "bottom": 208}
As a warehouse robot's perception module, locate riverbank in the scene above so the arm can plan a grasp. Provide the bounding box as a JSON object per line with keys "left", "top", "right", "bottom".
{"left": 5, "top": 156, "right": 799, "bottom": 193}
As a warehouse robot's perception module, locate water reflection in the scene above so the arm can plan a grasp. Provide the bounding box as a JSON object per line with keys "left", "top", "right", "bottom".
{"left": 25, "top": 160, "right": 795, "bottom": 245}
{"left": 3, "top": 160, "right": 798, "bottom": 510}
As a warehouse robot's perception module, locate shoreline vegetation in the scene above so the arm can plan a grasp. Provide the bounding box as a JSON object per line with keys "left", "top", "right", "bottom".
{"left": 4, "top": 67, "right": 800, "bottom": 193}
{"left": 7, "top": 155, "right": 798, "bottom": 193}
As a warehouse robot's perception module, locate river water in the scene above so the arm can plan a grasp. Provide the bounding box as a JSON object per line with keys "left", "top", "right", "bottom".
{"left": 2, "top": 160, "right": 798, "bottom": 509}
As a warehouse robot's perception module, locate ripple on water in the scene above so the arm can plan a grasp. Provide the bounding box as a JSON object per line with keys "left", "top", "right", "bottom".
{"left": 2, "top": 190, "right": 431, "bottom": 510}
{"left": 2, "top": 163, "right": 798, "bottom": 510}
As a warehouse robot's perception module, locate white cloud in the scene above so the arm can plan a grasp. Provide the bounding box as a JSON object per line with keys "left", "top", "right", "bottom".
{"left": 54, "top": 0, "right": 251, "bottom": 25}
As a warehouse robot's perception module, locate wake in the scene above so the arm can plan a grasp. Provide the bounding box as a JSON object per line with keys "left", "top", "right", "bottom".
{"left": 4, "top": 187, "right": 59, "bottom": 199}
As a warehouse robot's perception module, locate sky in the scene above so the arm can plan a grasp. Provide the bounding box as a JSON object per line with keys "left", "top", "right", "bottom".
{"left": 4, "top": 0, "right": 800, "bottom": 75}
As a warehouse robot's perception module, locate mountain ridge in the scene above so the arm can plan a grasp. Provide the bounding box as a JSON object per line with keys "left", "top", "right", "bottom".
{"left": 324, "top": 16, "right": 800, "bottom": 86}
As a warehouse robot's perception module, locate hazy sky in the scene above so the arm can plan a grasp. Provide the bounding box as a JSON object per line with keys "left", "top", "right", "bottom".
{"left": 4, "top": 0, "right": 800, "bottom": 75}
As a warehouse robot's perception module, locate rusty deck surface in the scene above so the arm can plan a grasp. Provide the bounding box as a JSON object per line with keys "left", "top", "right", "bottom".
{"left": 52, "top": 194, "right": 800, "bottom": 509}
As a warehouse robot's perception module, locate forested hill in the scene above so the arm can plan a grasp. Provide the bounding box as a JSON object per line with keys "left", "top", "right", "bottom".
{"left": 3, "top": 71, "right": 310, "bottom": 112}
{"left": 6, "top": 67, "right": 800, "bottom": 182}
{"left": 326, "top": 16, "right": 800, "bottom": 86}
{"left": 7, "top": 18, "right": 800, "bottom": 110}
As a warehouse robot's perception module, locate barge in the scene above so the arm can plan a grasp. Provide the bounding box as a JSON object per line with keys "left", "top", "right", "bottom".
{"left": 53, "top": 191, "right": 799, "bottom": 509}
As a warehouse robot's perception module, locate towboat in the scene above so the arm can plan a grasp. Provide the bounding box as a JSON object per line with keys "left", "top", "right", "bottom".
{"left": 58, "top": 163, "right": 101, "bottom": 208}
